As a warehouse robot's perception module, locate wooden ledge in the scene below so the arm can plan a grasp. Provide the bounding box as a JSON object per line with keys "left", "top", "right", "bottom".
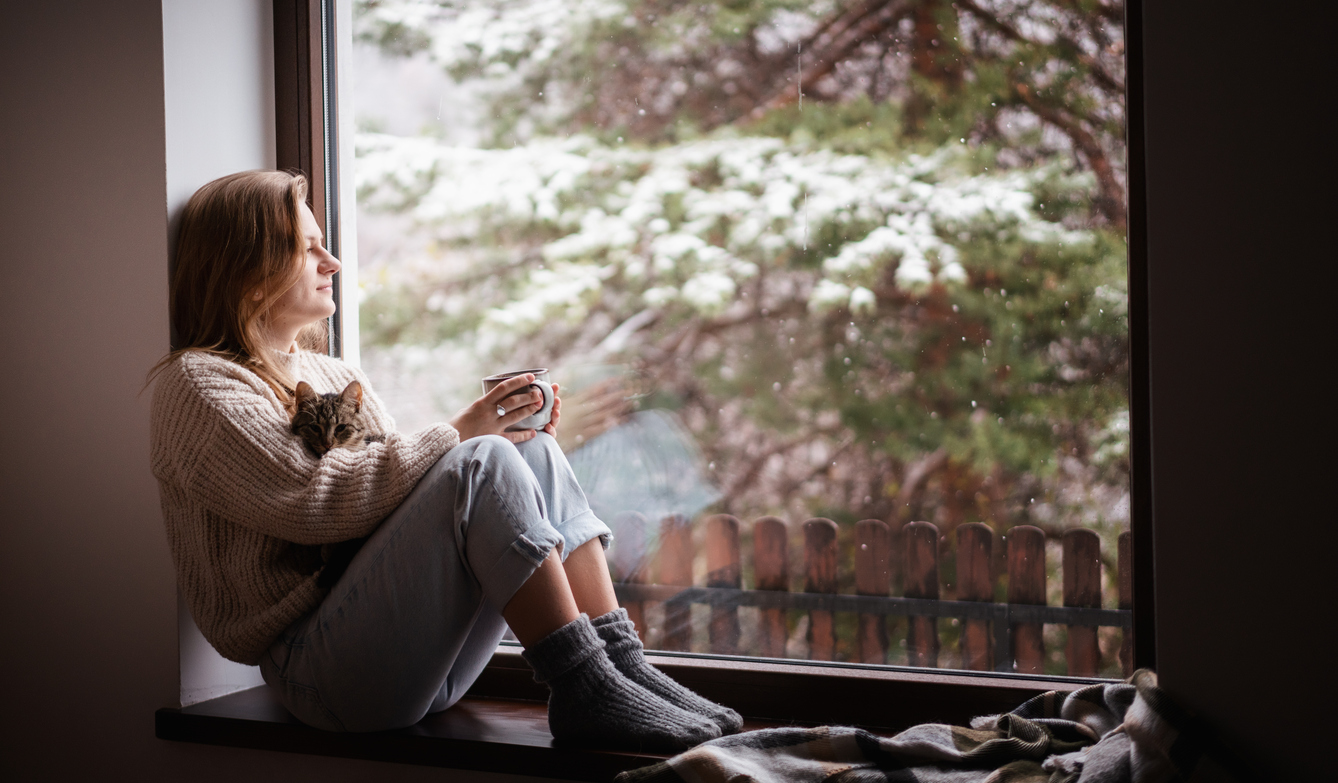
{"left": 156, "top": 687, "right": 671, "bottom": 781}
{"left": 472, "top": 646, "right": 1088, "bottom": 730}
{"left": 158, "top": 651, "right": 1094, "bottom": 779}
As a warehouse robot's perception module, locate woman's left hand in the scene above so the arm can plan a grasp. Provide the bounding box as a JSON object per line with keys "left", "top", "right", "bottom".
{"left": 542, "top": 384, "right": 562, "bottom": 438}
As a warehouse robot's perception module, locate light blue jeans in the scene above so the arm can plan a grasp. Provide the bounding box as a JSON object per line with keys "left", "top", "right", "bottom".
{"left": 259, "top": 433, "right": 611, "bottom": 732}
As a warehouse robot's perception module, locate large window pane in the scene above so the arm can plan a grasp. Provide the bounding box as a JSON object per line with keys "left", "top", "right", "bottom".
{"left": 351, "top": 0, "right": 1129, "bottom": 678}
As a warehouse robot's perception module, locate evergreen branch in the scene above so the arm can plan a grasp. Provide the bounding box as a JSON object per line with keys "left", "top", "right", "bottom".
{"left": 694, "top": 301, "right": 809, "bottom": 337}
{"left": 427, "top": 249, "right": 544, "bottom": 293}
{"left": 1086, "top": 0, "right": 1125, "bottom": 25}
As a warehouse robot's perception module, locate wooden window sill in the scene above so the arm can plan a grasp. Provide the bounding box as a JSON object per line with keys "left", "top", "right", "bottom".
{"left": 157, "top": 648, "right": 1093, "bottom": 781}
{"left": 156, "top": 687, "right": 673, "bottom": 781}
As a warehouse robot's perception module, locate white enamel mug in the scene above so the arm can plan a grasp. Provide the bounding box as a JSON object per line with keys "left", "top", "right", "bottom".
{"left": 482, "top": 368, "right": 555, "bottom": 432}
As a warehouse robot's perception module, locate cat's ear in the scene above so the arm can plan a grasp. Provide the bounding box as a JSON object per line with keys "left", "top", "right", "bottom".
{"left": 295, "top": 381, "right": 317, "bottom": 404}
{"left": 341, "top": 380, "right": 363, "bottom": 411}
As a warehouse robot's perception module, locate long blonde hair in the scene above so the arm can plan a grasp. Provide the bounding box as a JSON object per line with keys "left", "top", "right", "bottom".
{"left": 149, "top": 170, "right": 326, "bottom": 403}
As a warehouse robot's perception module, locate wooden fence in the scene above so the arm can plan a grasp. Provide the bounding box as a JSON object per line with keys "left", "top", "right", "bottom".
{"left": 610, "top": 514, "right": 1133, "bottom": 678}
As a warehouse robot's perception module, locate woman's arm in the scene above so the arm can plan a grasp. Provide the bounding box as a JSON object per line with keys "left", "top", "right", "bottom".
{"left": 156, "top": 354, "right": 457, "bottom": 545}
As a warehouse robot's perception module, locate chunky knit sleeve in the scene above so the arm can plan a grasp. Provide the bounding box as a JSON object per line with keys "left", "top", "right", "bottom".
{"left": 154, "top": 352, "right": 458, "bottom": 545}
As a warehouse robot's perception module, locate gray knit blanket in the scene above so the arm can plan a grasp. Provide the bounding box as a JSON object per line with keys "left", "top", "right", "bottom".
{"left": 616, "top": 670, "right": 1246, "bottom": 783}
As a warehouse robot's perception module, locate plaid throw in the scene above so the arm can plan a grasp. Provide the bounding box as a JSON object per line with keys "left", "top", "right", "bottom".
{"left": 616, "top": 670, "right": 1247, "bottom": 783}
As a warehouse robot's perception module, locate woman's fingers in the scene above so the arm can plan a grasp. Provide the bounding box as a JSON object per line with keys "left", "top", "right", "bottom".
{"left": 454, "top": 375, "right": 559, "bottom": 442}
{"left": 502, "top": 398, "right": 544, "bottom": 424}
{"left": 483, "top": 374, "right": 535, "bottom": 404}
{"left": 498, "top": 389, "right": 542, "bottom": 416}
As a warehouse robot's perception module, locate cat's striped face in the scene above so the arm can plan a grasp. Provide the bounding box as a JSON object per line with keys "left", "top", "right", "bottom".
{"left": 291, "top": 380, "right": 366, "bottom": 456}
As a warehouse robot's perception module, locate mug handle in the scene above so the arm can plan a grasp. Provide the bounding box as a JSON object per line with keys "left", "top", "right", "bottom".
{"left": 530, "top": 380, "right": 555, "bottom": 420}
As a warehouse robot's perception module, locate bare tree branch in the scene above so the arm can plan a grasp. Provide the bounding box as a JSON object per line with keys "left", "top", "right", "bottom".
{"left": 1014, "top": 82, "right": 1127, "bottom": 228}
{"left": 957, "top": 0, "right": 1125, "bottom": 94}
{"left": 722, "top": 426, "right": 845, "bottom": 502}
{"left": 750, "top": 0, "right": 910, "bottom": 118}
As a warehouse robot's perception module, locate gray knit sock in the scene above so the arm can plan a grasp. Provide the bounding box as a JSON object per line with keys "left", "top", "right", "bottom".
{"left": 591, "top": 608, "right": 744, "bottom": 734}
{"left": 521, "top": 614, "right": 721, "bottom": 751}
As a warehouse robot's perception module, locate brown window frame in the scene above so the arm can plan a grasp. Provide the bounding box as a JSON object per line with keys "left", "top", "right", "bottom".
{"left": 274, "top": 0, "right": 343, "bottom": 357}
{"left": 281, "top": 0, "right": 1156, "bottom": 726}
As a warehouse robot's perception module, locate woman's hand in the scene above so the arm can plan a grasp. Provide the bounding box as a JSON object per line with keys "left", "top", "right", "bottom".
{"left": 450, "top": 374, "right": 556, "bottom": 444}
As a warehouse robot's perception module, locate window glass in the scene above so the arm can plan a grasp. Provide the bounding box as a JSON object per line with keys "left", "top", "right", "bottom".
{"left": 351, "top": 0, "right": 1129, "bottom": 678}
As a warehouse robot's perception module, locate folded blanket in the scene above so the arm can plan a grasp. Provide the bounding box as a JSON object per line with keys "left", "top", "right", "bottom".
{"left": 616, "top": 670, "right": 1247, "bottom": 783}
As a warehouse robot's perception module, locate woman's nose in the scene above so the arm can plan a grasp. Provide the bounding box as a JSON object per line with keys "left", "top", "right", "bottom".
{"left": 319, "top": 250, "right": 341, "bottom": 274}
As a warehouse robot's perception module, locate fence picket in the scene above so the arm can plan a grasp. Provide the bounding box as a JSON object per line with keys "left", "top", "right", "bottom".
{"left": 611, "top": 511, "right": 650, "bottom": 643}
{"left": 658, "top": 514, "right": 694, "bottom": 652}
{"left": 752, "top": 516, "right": 789, "bottom": 658}
{"left": 887, "top": 520, "right": 905, "bottom": 596}
{"left": 1118, "top": 531, "right": 1132, "bottom": 677}
{"left": 854, "top": 519, "right": 891, "bottom": 664}
{"left": 1007, "top": 525, "right": 1046, "bottom": 674}
{"left": 804, "top": 518, "right": 839, "bottom": 661}
{"left": 704, "top": 514, "right": 741, "bottom": 654}
{"left": 904, "top": 521, "right": 940, "bottom": 668}
{"left": 957, "top": 523, "right": 993, "bottom": 671}
{"left": 1063, "top": 528, "right": 1102, "bottom": 676}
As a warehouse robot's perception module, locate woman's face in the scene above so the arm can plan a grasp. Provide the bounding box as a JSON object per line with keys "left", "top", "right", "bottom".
{"left": 266, "top": 200, "right": 341, "bottom": 342}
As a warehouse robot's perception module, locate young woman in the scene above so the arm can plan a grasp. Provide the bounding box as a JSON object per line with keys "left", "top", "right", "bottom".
{"left": 149, "top": 170, "right": 741, "bottom": 746}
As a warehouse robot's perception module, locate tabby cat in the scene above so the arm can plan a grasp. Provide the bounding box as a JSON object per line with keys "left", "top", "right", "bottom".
{"left": 290, "top": 380, "right": 382, "bottom": 586}
{"left": 290, "top": 380, "right": 384, "bottom": 457}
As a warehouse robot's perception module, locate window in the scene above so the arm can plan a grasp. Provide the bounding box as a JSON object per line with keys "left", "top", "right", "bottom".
{"left": 160, "top": 2, "right": 1155, "bottom": 764}
{"left": 346, "top": 0, "right": 1144, "bottom": 693}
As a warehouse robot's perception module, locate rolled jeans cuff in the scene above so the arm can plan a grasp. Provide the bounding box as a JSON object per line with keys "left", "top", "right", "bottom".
{"left": 552, "top": 508, "right": 612, "bottom": 563}
{"left": 480, "top": 519, "right": 566, "bottom": 612}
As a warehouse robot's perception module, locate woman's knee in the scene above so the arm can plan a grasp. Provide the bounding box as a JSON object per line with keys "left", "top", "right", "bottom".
{"left": 452, "top": 433, "right": 516, "bottom": 459}
{"left": 439, "top": 435, "right": 530, "bottom": 483}
{"left": 440, "top": 435, "right": 549, "bottom": 531}
{"left": 513, "top": 430, "right": 564, "bottom": 472}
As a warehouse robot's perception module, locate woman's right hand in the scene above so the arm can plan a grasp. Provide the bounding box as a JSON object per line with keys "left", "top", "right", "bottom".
{"left": 449, "top": 374, "right": 545, "bottom": 444}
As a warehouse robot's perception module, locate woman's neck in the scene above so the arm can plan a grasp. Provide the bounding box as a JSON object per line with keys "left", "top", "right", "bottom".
{"left": 258, "top": 325, "right": 301, "bottom": 354}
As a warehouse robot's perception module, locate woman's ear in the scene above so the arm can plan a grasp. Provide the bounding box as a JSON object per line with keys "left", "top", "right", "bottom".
{"left": 252, "top": 289, "right": 263, "bottom": 301}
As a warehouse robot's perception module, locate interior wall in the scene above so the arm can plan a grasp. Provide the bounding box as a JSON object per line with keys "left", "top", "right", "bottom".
{"left": 162, "top": 0, "right": 274, "bottom": 707}
{"left": 0, "top": 0, "right": 179, "bottom": 776}
{"left": 1142, "top": 1, "right": 1324, "bottom": 779}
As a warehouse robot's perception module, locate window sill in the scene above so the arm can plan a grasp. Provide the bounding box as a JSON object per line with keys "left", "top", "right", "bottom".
{"left": 155, "top": 687, "right": 670, "bottom": 781}
{"left": 473, "top": 646, "right": 1097, "bottom": 730}
{"left": 156, "top": 648, "right": 1093, "bottom": 781}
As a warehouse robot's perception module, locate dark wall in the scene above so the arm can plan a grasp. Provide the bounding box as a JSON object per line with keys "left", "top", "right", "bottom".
{"left": 1143, "top": 1, "right": 1326, "bottom": 779}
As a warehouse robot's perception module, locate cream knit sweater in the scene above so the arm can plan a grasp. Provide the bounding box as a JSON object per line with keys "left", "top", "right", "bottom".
{"left": 150, "top": 349, "right": 459, "bottom": 665}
